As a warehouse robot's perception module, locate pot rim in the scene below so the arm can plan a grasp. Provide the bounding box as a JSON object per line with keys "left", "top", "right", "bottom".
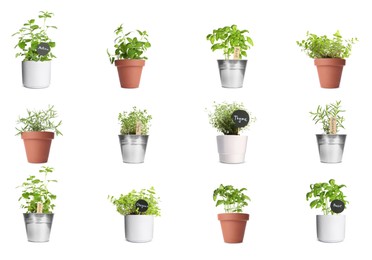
{"left": 119, "top": 134, "right": 149, "bottom": 137}
{"left": 218, "top": 212, "right": 250, "bottom": 221}
{"left": 217, "top": 59, "right": 248, "bottom": 61}
{"left": 22, "top": 60, "right": 51, "bottom": 63}
{"left": 316, "top": 134, "right": 347, "bottom": 136}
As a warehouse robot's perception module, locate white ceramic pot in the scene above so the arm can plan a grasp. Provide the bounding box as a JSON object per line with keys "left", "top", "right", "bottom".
{"left": 124, "top": 215, "right": 154, "bottom": 243}
{"left": 316, "top": 215, "right": 345, "bottom": 243}
{"left": 22, "top": 61, "right": 51, "bottom": 89}
{"left": 216, "top": 135, "right": 248, "bottom": 164}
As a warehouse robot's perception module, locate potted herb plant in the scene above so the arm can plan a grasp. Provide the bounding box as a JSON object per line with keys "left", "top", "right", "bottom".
{"left": 107, "top": 24, "right": 151, "bottom": 88}
{"left": 306, "top": 179, "right": 348, "bottom": 243}
{"left": 16, "top": 105, "right": 62, "bottom": 163}
{"left": 213, "top": 184, "right": 251, "bottom": 243}
{"left": 297, "top": 30, "right": 357, "bottom": 88}
{"left": 17, "top": 166, "right": 57, "bottom": 242}
{"left": 310, "top": 100, "right": 346, "bottom": 163}
{"left": 207, "top": 102, "right": 255, "bottom": 163}
{"left": 108, "top": 187, "right": 160, "bottom": 243}
{"left": 118, "top": 107, "right": 152, "bottom": 163}
{"left": 12, "top": 11, "right": 57, "bottom": 89}
{"left": 206, "top": 24, "right": 254, "bottom": 88}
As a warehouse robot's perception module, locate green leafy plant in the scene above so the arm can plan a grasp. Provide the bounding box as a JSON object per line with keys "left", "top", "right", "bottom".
{"left": 297, "top": 31, "right": 357, "bottom": 59}
{"left": 206, "top": 24, "right": 254, "bottom": 60}
{"left": 107, "top": 24, "right": 151, "bottom": 64}
{"left": 16, "top": 105, "right": 62, "bottom": 135}
{"left": 108, "top": 187, "right": 161, "bottom": 216}
{"left": 118, "top": 107, "right": 152, "bottom": 135}
{"left": 213, "top": 184, "right": 250, "bottom": 213}
{"left": 306, "top": 179, "right": 348, "bottom": 215}
{"left": 17, "top": 166, "right": 57, "bottom": 213}
{"left": 310, "top": 100, "right": 345, "bottom": 134}
{"left": 207, "top": 102, "right": 255, "bottom": 135}
{"left": 12, "top": 11, "right": 57, "bottom": 61}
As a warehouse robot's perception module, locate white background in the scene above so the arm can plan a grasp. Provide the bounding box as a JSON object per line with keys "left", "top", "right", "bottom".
{"left": 0, "top": 0, "right": 370, "bottom": 259}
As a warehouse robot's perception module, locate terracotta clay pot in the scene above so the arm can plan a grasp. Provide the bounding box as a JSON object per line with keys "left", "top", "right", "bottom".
{"left": 218, "top": 213, "right": 249, "bottom": 243}
{"left": 314, "top": 58, "right": 345, "bottom": 88}
{"left": 21, "top": 132, "right": 54, "bottom": 163}
{"left": 115, "top": 59, "right": 145, "bottom": 88}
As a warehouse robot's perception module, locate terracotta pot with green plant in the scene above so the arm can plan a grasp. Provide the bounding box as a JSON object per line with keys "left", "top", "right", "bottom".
{"left": 297, "top": 30, "right": 357, "bottom": 88}
{"left": 108, "top": 187, "right": 161, "bottom": 243}
{"left": 17, "top": 166, "right": 57, "bottom": 242}
{"left": 206, "top": 25, "right": 254, "bottom": 88}
{"left": 12, "top": 11, "right": 57, "bottom": 89}
{"left": 213, "top": 184, "right": 251, "bottom": 243}
{"left": 306, "top": 179, "right": 348, "bottom": 243}
{"left": 16, "top": 105, "right": 62, "bottom": 163}
{"left": 207, "top": 102, "right": 255, "bottom": 163}
{"left": 107, "top": 24, "right": 151, "bottom": 88}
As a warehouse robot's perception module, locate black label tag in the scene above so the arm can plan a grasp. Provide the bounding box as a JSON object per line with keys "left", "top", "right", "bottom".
{"left": 135, "top": 199, "right": 148, "bottom": 213}
{"left": 331, "top": 200, "right": 345, "bottom": 214}
{"left": 232, "top": 110, "right": 249, "bottom": 128}
{"left": 37, "top": 43, "right": 51, "bottom": 56}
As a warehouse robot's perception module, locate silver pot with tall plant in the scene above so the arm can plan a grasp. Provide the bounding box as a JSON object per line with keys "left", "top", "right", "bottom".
{"left": 206, "top": 25, "right": 254, "bottom": 88}
{"left": 118, "top": 107, "right": 152, "bottom": 163}
{"left": 310, "top": 100, "right": 346, "bottom": 163}
{"left": 17, "top": 166, "right": 57, "bottom": 242}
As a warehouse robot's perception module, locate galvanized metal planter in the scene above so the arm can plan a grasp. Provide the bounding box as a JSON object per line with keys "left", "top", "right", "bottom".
{"left": 23, "top": 213, "right": 54, "bottom": 242}
{"left": 316, "top": 134, "right": 346, "bottom": 163}
{"left": 217, "top": 60, "right": 247, "bottom": 88}
{"left": 119, "top": 135, "right": 149, "bottom": 163}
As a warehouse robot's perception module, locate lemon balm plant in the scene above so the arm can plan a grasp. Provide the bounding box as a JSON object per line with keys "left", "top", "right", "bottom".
{"left": 108, "top": 187, "right": 160, "bottom": 243}
{"left": 12, "top": 11, "right": 57, "bottom": 88}
{"left": 107, "top": 24, "right": 151, "bottom": 88}
{"left": 206, "top": 25, "right": 254, "bottom": 88}
{"left": 213, "top": 184, "right": 251, "bottom": 243}
{"left": 297, "top": 31, "right": 357, "bottom": 88}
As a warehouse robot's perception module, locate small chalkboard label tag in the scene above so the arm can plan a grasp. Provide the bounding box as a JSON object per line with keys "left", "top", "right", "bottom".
{"left": 135, "top": 199, "right": 148, "bottom": 213}
{"left": 232, "top": 110, "right": 249, "bottom": 128}
{"left": 331, "top": 200, "right": 345, "bottom": 214}
{"left": 37, "top": 43, "right": 51, "bottom": 56}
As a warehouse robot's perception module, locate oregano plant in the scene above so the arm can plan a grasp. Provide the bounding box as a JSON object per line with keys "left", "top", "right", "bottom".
{"left": 309, "top": 100, "right": 345, "bottom": 134}
{"left": 206, "top": 24, "right": 254, "bottom": 60}
{"left": 107, "top": 24, "right": 151, "bottom": 64}
{"left": 118, "top": 107, "right": 152, "bottom": 135}
{"left": 213, "top": 184, "right": 251, "bottom": 213}
{"left": 12, "top": 11, "right": 57, "bottom": 61}
{"left": 17, "top": 166, "right": 57, "bottom": 214}
{"left": 306, "top": 179, "right": 348, "bottom": 215}
{"left": 108, "top": 187, "right": 161, "bottom": 216}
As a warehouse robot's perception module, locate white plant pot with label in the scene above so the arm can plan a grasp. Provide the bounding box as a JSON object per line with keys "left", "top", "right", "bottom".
{"left": 124, "top": 215, "right": 154, "bottom": 243}
{"left": 22, "top": 61, "right": 51, "bottom": 89}
{"left": 216, "top": 135, "right": 248, "bottom": 164}
{"left": 316, "top": 215, "right": 345, "bottom": 243}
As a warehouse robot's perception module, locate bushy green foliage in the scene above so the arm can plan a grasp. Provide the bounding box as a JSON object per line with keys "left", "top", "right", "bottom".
{"left": 118, "top": 107, "right": 152, "bottom": 135}
{"left": 12, "top": 11, "right": 57, "bottom": 61}
{"left": 108, "top": 187, "right": 161, "bottom": 216}
{"left": 297, "top": 31, "right": 357, "bottom": 59}
{"left": 213, "top": 184, "right": 250, "bottom": 213}
{"left": 306, "top": 179, "right": 348, "bottom": 215}
{"left": 310, "top": 100, "right": 345, "bottom": 134}
{"left": 206, "top": 24, "right": 254, "bottom": 60}
{"left": 17, "top": 166, "right": 57, "bottom": 213}
{"left": 107, "top": 24, "right": 151, "bottom": 63}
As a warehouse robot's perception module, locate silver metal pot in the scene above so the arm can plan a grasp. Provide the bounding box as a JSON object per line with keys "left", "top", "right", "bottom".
{"left": 23, "top": 213, "right": 54, "bottom": 242}
{"left": 217, "top": 60, "right": 247, "bottom": 88}
{"left": 119, "top": 135, "right": 149, "bottom": 163}
{"left": 316, "top": 134, "right": 346, "bottom": 163}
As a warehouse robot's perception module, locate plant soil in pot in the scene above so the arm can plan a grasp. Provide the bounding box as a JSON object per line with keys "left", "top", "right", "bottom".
{"left": 306, "top": 179, "right": 348, "bottom": 243}
{"left": 213, "top": 184, "right": 251, "bottom": 243}
{"left": 18, "top": 166, "right": 58, "bottom": 243}
{"left": 13, "top": 11, "right": 57, "bottom": 89}
{"left": 297, "top": 30, "right": 357, "bottom": 89}
{"left": 310, "top": 101, "right": 346, "bottom": 163}
{"left": 108, "top": 24, "right": 151, "bottom": 89}
{"left": 207, "top": 102, "right": 255, "bottom": 164}
{"left": 109, "top": 187, "right": 161, "bottom": 243}
{"left": 207, "top": 25, "right": 253, "bottom": 88}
